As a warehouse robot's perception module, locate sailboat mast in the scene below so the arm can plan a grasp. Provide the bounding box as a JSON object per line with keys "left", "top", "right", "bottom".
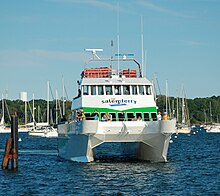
{"left": 62, "top": 77, "right": 65, "bottom": 116}
{"left": 47, "top": 81, "right": 50, "bottom": 125}
{"left": 33, "top": 93, "right": 35, "bottom": 124}
{"left": 182, "top": 92, "right": 185, "bottom": 125}
{"left": 165, "top": 80, "right": 168, "bottom": 113}
{"left": 1, "top": 94, "right": 4, "bottom": 125}
{"left": 56, "top": 89, "right": 58, "bottom": 125}
{"left": 209, "top": 101, "right": 212, "bottom": 123}
{"left": 176, "top": 97, "right": 179, "bottom": 123}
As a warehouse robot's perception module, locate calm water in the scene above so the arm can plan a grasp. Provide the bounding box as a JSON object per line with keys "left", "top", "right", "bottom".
{"left": 0, "top": 128, "right": 219, "bottom": 195}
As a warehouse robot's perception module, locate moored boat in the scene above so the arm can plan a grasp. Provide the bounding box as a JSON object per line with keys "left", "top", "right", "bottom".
{"left": 206, "top": 124, "right": 220, "bottom": 133}
{"left": 57, "top": 49, "right": 176, "bottom": 162}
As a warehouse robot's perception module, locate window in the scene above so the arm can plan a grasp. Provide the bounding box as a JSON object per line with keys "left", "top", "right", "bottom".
{"left": 91, "top": 85, "right": 96, "bottom": 95}
{"left": 100, "top": 112, "right": 106, "bottom": 121}
{"left": 151, "top": 113, "right": 157, "bottom": 121}
{"left": 135, "top": 112, "right": 142, "bottom": 121}
{"left": 109, "top": 113, "right": 116, "bottom": 121}
{"left": 123, "top": 85, "right": 130, "bottom": 95}
{"left": 139, "top": 85, "right": 145, "bottom": 95}
{"left": 83, "top": 85, "right": 89, "bottom": 95}
{"left": 98, "top": 85, "right": 104, "bottom": 95}
{"left": 127, "top": 112, "right": 135, "bottom": 121}
{"left": 118, "top": 112, "right": 125, "bottom": 121}
{"left": 105, "top": 85, "right": 113, "bottom": 95}
{"left": 146, "top": 85, "right": 152, "bottom": 95}
{"left": 84, "top": 113, "right": 91, "bottom": 120}
{"left": 131, "top": 85, "right": 138, "bottom": 95}
{"left": 144, "top": 113, "right": 150, "bottom": 121}
{"left": 114, "top": 85, "right": 121, "bottom": 95}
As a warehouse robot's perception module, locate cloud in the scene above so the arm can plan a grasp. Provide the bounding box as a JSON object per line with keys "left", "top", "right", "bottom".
{"left": 0, "top": 49, "right": 85, "bottom": 68}
{"left": 136, "top": 0, "right": 192, "bottom": 18}
{"left": 47, "top": 0, "right": 129, "bottom": 13}
{"left": 30, "top": 49, "right": 84, "bottom": 61}
{"left": 178, "top": 40, "right": 207, "bottom": 46}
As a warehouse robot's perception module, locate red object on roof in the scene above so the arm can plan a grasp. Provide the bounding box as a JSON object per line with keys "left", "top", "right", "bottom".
{"left": 82, "top": 67, "right": 137, "bottom": 78}
{"left": 121, "top": 69, "right": 136, "bottom": 78}
{"left": 83, "top": 67, "right": 110, "bottom": 78}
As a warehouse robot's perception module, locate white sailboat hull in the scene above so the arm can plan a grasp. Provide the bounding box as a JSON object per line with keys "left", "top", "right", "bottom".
{"left": 176, "top": 127, "right": 191, "bottom": 134}
{"left": 206, "top": 126, "right": 220, "bottom": 133}
{"left": 58, "top": 119, "right": 176, "bottom": 163}
{"left": 28, "top": 126, "right": 58, "bottom": 137}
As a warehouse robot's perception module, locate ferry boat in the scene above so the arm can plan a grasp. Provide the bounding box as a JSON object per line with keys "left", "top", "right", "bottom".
{"left": 58, "top": 49, "right": 176, "bottom": 162}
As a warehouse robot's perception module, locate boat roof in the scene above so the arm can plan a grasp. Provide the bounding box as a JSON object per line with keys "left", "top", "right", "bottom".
{"left": 81, "top": 77, "right": 152, "bottom": 85}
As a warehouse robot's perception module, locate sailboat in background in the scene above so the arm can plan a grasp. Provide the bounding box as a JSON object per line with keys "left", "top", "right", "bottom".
{"left": 206, "top": 101, "right": 220, "bottom": 133}
{"left": 0, "top": 94, "right": 13, "bottom": 133}
{"left": 28, "top": 81, "right": 58, "bottom": 137}
{"left": 176, "top": 85, "right": 191, "bottom": 134}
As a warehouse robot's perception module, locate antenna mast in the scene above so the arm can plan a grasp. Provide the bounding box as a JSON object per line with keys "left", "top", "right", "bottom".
{"left": 117, "top": 2, "right": 120, "bottom": 75}
{"left": 141, "top": 16, "right": 144, "bottom": 78}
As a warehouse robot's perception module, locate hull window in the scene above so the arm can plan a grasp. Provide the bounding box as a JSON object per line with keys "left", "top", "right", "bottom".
{"left": 144, "top": 113, "right": 150, "bottom": 121}
{"left": 123, "top": 85, "right": 130, "bottom": 95}
{"left": 98, "top": 85, "right": 104, "bottom": 95}
{"left": 139, "top": 85, "right": 145, "bottom": 95}
{"left": 151, "top": 113, "right": 157, "bottom": 121}
{"left": 127, "top": 112, "right": 135, "bottom": 121}
{"left": 109, "top": 113, "right": 116, "bottom": 121}
{"left": 83, "top": 85, "right": 89, "bottom": 95}
{"left": 105, "top": 85, "right": 113, "bottom": 95}
{"left": 91, "top": 85, "right": 96, "bottom": 95}
{"left": 118, "top": 112, "right": 125, "bottom": 121}
{"left": 135, "top": 112, "right": 142, "bottom": 121}
{"left": 114, "top": 85, "right": 121, "bottom": 95}
{"left": 131, "top": 85, "right": 138, "bottom": 95}
{"left": 146, "top": 85, "right": 152, "bottom": 95}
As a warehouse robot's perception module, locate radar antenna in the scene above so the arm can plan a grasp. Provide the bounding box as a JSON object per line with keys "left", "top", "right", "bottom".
{"left": 85, "top": 48, "right": 103, "bottom": 59}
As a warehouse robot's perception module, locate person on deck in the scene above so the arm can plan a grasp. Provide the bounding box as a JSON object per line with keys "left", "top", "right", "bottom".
{"left": 163, "top": 112, "right": 168, "bottom": 120}
{"left": 157, "top": 112, "right": 162, "bottom": 120}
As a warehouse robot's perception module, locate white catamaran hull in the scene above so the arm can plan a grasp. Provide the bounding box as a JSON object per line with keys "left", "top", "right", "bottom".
{"left": 58, "top": 119, "right": 176, "bottom": 163}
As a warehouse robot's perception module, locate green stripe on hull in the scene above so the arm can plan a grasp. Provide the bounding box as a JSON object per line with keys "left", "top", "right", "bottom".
{"left": 82, "top": 107, "right": 157, "bottom": 113}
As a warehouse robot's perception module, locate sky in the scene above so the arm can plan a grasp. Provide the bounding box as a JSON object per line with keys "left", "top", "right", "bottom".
{"left": 0, "top": 0, "right": 219, "bottom": 101}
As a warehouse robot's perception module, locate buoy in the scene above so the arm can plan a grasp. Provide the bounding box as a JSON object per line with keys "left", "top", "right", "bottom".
{"left": 18, "top": 138, "right": 22, "bottom": 142}
{"left": 169, "top": 140, "right": 173, "bottom": 143}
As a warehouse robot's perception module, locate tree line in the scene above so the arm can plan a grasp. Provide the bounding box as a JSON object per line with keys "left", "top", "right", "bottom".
{"left": 156, "top": 95, "right": 220, "bottom": 124}
{"left": 1, "top": 95, "right": 220, "bottom": 125}
{"left": 0, "top": 99, "right": 72, "bottom": 126}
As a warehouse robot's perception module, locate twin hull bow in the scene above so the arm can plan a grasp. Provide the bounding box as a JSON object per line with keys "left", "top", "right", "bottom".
{"left": 58, "top": 119, "right": 176, "bottom": 162}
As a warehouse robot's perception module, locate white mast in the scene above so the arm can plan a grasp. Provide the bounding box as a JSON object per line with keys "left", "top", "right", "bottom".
{"left": 165, "top": 80, "right": 168, "bottom": 113}
{"left": 33, "top": 93, "right": 35, "bottom": 124}
{"left": 141, "top": 16, "right": 144, "bottom": 78}
{"left": 181, "top": 85, "right": 185, "bottom": 125}
{"left": 62, "top": 77, "right": 65, "bottom": 116}
{"left": 56, "top": 89, "right": 58, "bottom": 125}
{"left": 209, "top": 101, "right": 212, "bottom": 123}
{"left": 117, "top": 2, "right": 120, "bottom": 75}
{"left": 47, "top": 81, "right": 50, "bottom": 125}
{"left": 1, "top": 94, "right": 4, "bottom": 126}
{"left": 176, "top": 96, "right": 179, "bottom": 123}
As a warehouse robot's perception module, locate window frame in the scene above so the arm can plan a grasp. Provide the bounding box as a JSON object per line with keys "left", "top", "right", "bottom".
{"left": 143, "top": 112, "right": 150, "bottom": 121}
